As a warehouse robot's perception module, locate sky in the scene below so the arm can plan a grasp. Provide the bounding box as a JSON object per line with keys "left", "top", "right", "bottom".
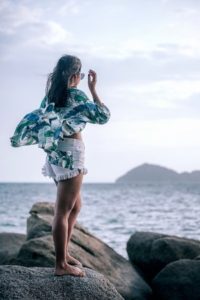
{"left": 1, "top": 0, "right": 200, "bottom": 183}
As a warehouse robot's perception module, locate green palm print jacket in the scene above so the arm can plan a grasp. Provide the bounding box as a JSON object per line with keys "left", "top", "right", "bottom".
{"left": 10, "top": 88, "right": 111, "bottom": 169}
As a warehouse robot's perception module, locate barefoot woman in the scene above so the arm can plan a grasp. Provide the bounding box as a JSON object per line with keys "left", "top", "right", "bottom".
{"left": 40, "top": 55, "right": 111, "bottom": 276}
{"left": 10, "top": 55, "right": 110, "bottom": 277}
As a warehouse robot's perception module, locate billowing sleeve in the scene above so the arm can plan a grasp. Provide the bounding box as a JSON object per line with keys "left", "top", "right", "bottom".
{"left": 10, "top": 103, "right": 62, "bottom": 152}
{"left": 81, "top": 100, "right": 111, "bottom": 124}
{"left": 73, "top": 89, "right": 111, "bottom": 124}
{"left": 10, "top": 108, "right": 42, "bottom": 147}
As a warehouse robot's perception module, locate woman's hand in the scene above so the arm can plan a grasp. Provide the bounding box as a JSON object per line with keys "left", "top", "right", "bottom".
{"left": 88, "top": 69, "right": 103, "bottom": 104}
{"left": 88, "top": 69, "right": 97, "bottom": 92}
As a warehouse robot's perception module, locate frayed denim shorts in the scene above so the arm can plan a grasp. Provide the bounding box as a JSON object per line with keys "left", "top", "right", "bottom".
{"left": 41, "top": 137, "right": 88, "bottom": 181}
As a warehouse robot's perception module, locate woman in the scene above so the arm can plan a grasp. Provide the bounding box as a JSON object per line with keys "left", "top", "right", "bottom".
{"left": 10, "top": 54, "right": 110, "bottom": 277}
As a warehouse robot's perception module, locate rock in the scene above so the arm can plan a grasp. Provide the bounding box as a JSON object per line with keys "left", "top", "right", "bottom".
{"left": 127, "top": 232, "right": 168, "bottom": 281}
{"left": 152, "top": 259, "right": 200, "bottom": 300}
{"left": 0, "top": 265, "right": 124, "bottom": 300}
{"left": 0, "top": 232, "right": 26, "bottom": 264}
{"left": 30, "top": 201, "right": 55, "bottom": 215}
{"left": 127, "top": 231, "right": 200, "bottom": 281}
{"left": 12, "top": 235, "right": 55, "bottom": 267}
{"left": 14, "top": 202, "right": 153, "bottom": 300}
{"left": 26, "top": 202, "right": 54, "bottom": 240}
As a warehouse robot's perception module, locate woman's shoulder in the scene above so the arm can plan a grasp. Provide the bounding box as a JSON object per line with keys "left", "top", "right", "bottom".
{"left": 68, "top": 87, "right": 90, "bottom": 104}
{"left": 39, "top": 88, "right": 91, "bottom": 112}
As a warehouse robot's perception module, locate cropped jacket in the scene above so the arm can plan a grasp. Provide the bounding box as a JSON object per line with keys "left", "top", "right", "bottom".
{"left": 10, "top": 87, "right": 111, "bottom": 168}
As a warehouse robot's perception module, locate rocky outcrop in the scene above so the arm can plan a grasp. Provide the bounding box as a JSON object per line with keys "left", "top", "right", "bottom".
{"left": 5, "top": 202, "right": 152, "bottom": 300}
{"left": 0, "top": 232, "right": 26, "bottom": 264}
{"left": 0, "top": 265, "right": 124, "bottom": 300}
{"left": 127, "top": 231, "right": 200, "bottom": 281}
{"left": 4, "top": 202, "right": 200, "bottom": 299}
{"left": 13, "top": 234, "right": 55, "bottom": 267}
{"left": 26, "top": 201, "right": 54, "bottom": 240}
{"left": 152, "top": 259, "right": 200, "bottom": 300}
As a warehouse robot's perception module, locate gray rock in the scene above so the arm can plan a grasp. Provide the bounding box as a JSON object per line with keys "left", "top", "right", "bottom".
{"left": 26, "top": 201, "right": 54, "bottom": 240}
{"left": 14, "top": 202, "right": 152, "bottom": 300}
{"left": 13, "top": 235, "right": 55, "bottom": 267}
{"left": 127, "top": 231, "right": 200, "bottom": 281}
{"left": 0, "top": 232, "right": 26, "bottom": 264}
{"left": 30, "top": 201, "right": 55, "bottom": 215}
{"left": 0, "top": 265, "right": 124, "bottom": 300}
{"left": 152, "top": 259, "right": 200, "bottom": 300}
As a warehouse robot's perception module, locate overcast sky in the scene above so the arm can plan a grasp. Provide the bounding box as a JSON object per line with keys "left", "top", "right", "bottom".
{"left": 1, "top": 0, "right": 200, "bottom": 183}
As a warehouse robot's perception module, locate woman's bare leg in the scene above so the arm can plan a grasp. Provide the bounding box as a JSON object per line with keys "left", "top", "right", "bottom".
{"left": 52, "top": 173, "right": 85, "bottom": 276}
{"left": 66, "top": 192, "right": 81, "bottom": 245}
{"left": 65, "top": 193, "right": 82, "bottom": 265}
{"left": 53, "top": 178, "right": 82, "bottom": 266}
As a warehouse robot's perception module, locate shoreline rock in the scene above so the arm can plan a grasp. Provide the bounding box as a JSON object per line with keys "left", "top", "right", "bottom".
{"left": 127, "top": 231, "right": 200, "bottom": 299}
{"left": 127, "top": 231, "right": 200, "bottom": 282}
{"left": 0, "top": 265, "right": 124, "bottom": 300}
{"left": 152, "top": 259, "right": 200, "bottom": 300}
{"left": 0, "top": 202, "right": 152, "bottom": 300}
{"left": 2, "top": 201, "right": 200, "bottom": 299}
{"left": 0, "top": 232, "right": 26, "bottom": 265}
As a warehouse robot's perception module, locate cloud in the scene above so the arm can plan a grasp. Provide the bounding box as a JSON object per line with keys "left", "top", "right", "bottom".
{"left": 0, "top": 1, "right": 42, "bottom": 34}
{"left": 23, "top": 21, "right": 73, "bottom": 47}
{"left": 57, "top": 0, "right": 84, "bottom": 16}
{"left": 182, "top": 92, "right": 200, "bottom": 116}
{"left": 99, "top": 78, "right": 200, "bottom": 123}
{"left": 102, "top": 118, "right": 200, "bottom": 148}
{"left": 0, "top": 2, "right": 75, "bottom": 63}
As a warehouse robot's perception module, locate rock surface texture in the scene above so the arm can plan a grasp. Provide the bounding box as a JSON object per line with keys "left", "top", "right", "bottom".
{"left": 0, "top": 232, "right": 26, "bottom": 264}
{"left": 0, "top": 265, "right": 124, "bottom": 300}
{"left": 152, "top": 259, "right": 200, "bottom": 300}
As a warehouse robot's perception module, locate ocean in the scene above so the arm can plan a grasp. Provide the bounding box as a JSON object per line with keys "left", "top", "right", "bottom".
{"left": 0, "top": 182, "right": 200, "bottom": 260}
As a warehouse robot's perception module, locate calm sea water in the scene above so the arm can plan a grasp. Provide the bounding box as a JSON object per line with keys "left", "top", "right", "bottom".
{"left": 0, "top": 182, "right": 200, "bottom": 259}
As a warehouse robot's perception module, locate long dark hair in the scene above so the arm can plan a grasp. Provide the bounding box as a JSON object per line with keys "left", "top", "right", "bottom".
{"left": 45, "top": 54, "right": 82, "bottom": 108}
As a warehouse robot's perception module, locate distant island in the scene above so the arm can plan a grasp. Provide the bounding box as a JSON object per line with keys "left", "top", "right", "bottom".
{"left": 115, "top": 163, "right": 200, "bottom": 183}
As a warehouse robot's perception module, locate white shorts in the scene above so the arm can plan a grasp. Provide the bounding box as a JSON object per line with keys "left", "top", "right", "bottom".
{"left": 41, "top": 137, "right": 88, "bottom": 181}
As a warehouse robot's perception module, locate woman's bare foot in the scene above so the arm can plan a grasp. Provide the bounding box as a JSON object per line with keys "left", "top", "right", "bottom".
{"left": 66, "top": 254, "right": 82, "bottom": 266}
{"left": 54, "top": 262, "right": 85, "bottom": 277}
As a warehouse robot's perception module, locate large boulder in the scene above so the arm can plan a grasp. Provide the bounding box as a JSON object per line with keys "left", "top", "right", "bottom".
{"left": 152, "top": 259, "right": 200, "bottom": 300}
{"left": 127, "top": 231, "right": 200, "bottom": 281}
{"left": 0, "top": 232, "right": 26, "bottom": 264}
{"left": 26, "top": 201, "right": 54, "bottom": 240}
{"left": 0, "top": 265, "right": 124, "bottom": 300}
{"left": 12, "top": 235, "right": 55, "bottom": 267}
{"left": 12, "top": 202, "right": 152, "bottom": 300}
